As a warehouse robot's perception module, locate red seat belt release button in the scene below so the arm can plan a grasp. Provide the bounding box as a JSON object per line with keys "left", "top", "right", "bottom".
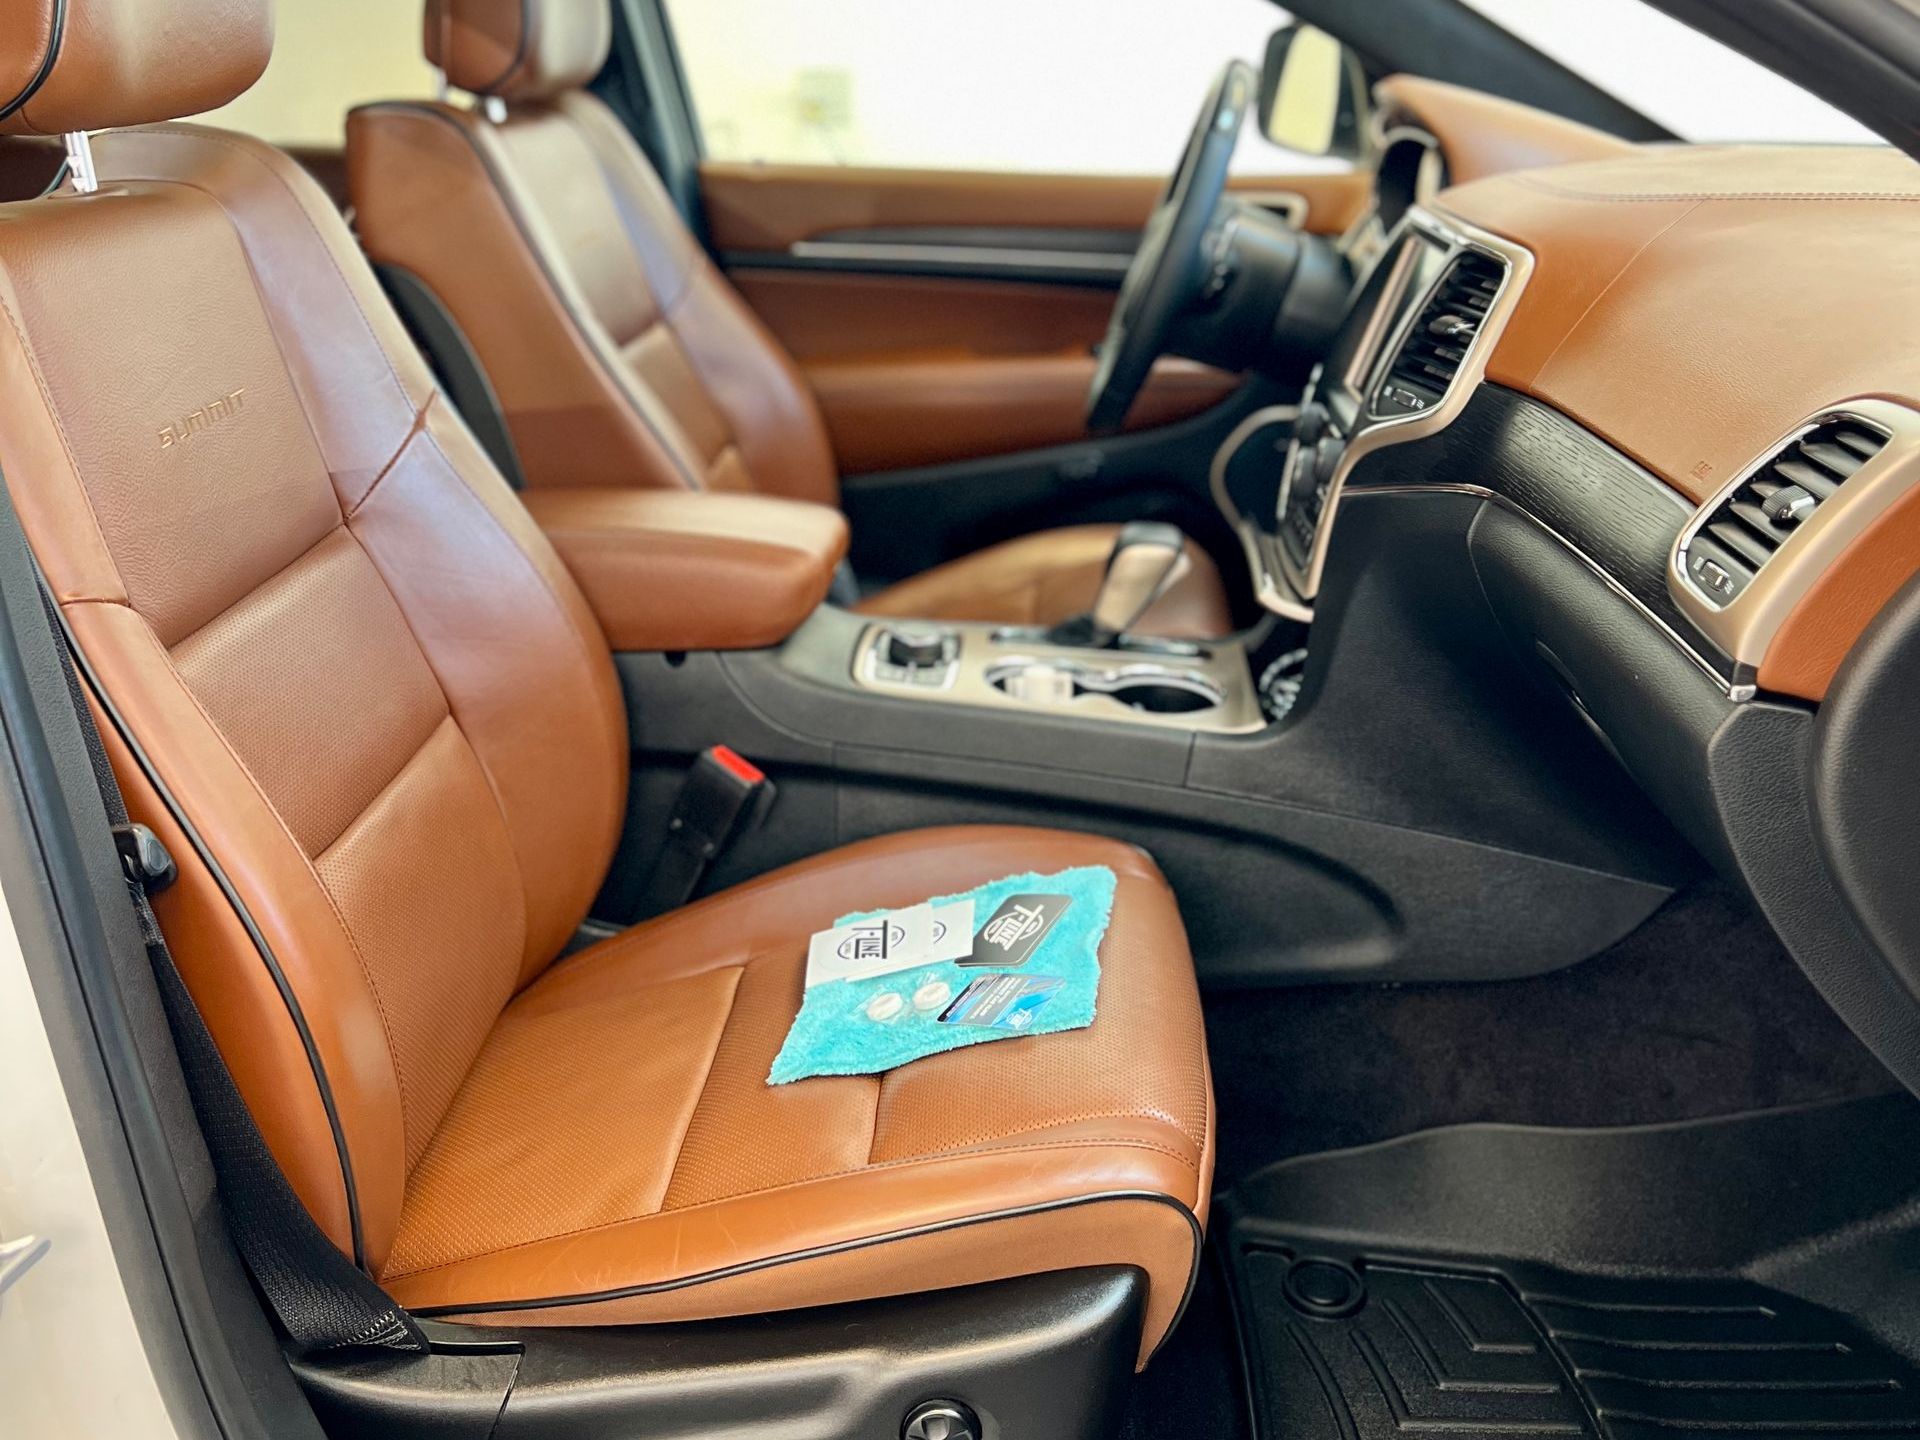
{"left": 709, "top": 744, "right": 766, "bottom": 786}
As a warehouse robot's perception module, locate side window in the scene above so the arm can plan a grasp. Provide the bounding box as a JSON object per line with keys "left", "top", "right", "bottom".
{"left": 664, "top": 0, "right": 1351, "bottom": 176}
{"left": 199, "top": 0, "right": 436, "bottom": 146}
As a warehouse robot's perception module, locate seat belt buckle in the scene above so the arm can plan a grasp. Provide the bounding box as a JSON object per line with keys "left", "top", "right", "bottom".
{"left": 638, "top": 746, "right": 775, "bottom": 916}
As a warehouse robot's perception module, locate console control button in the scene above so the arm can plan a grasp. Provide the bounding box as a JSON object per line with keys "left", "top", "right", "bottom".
{"left": 885, "top": 628, "right": 952, "bottom": 669}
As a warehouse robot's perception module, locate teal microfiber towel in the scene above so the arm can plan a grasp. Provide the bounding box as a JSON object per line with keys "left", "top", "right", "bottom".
{"left": 767, "top": 865, "right": 1116, "bottom": 1085}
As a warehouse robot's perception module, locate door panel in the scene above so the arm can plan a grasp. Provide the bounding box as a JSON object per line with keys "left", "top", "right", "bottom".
{"left": 704, "top": 164, "right": 1369, "bottom": 474}
{"left": 809, "top": 352, "right": 1238, "bottom": 475}
{"left": 731, "top": 269, "right": 1240, "bottom": 473}
{"left": 701, "top": 162, "right": 1372, "bottom": 249}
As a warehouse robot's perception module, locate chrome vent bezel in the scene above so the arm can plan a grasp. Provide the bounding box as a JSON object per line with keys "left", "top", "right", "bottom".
{"left": 1368, "top": 249, "right": 1507, "bottom": 421}
{"left": 1675, "top": 414, "right": 1891, "bottom": 611}
{"left": 1273, "top": 210, "right": 1532, "bottom": 607}
{"left": 1670, "top": 399, "right": 1920, "bottom": 683}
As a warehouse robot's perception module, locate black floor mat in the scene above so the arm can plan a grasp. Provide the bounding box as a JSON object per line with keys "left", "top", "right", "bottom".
{"left": 1204, "top": 882, "right": 1898, "bottom": 1190}
{"left": 1230, "top": 1250, "right": 1920, "bottom": 1438}
{"left": 1220, "top": 1097, "right": 1920, "bottom": 1438}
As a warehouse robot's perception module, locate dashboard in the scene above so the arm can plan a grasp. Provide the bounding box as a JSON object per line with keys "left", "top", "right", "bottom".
{"left": 1205, "top": 103, "right": 1920, "bottom": 1102}
{"left": 1215, "top": 206, "right": 1532, "bottom": 622}
{"left": 1220, "top": 138, "right": 1920, "bottom": 705}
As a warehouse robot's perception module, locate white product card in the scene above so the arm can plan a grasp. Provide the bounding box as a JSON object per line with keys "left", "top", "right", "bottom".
{"left": 805, "top": 903, "right": 935, "bottom": 987}
{"left": 926, "top": 899, "right": 977, "bottom": 963}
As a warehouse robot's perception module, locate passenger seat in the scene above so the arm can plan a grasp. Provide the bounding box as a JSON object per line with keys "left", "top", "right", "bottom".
{"left": 0, "top": 0, "right": 1213, "bottom": 1369}
{"left": 345, "top": 0, "right": 1233, "bottom": 640}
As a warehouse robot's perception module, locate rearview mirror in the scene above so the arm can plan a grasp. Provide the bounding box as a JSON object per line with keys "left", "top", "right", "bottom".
{"left": 1257, "top": 23, "right": 1367, "bottom": 162}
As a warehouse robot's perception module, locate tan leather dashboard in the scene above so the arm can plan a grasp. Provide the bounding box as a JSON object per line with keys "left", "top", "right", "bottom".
{"left": 1373, "top": 75, "right": 1635, "bottom": 186}
{"left": 1429, "top": 143, "right": 1920, "bottom": 701}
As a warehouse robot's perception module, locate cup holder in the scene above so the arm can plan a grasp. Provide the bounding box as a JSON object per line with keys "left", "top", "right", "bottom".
{"left": 1108, "top": 678, "right": 1220, "bottom": 714}
{"left": 986, "top": 659, "right": 1224, "bottom": 716}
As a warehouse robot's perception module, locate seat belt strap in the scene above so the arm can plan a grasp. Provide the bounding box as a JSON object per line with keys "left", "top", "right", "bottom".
{"left": 36, "top": 583, "right": 427, "bottom": 1357}
{"left": 635, "top": 745, "right": 774, "bottom": 918}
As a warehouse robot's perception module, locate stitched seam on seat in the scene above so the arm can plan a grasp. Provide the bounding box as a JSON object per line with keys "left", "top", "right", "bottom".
{"left": 124, "top": 614, "right": 419, "bottom": 1140}
{"left": 649, "top": 1139, "right": 1206, "bottom": 1212}
{"left": 925, "top": 1108, "right": 1208, "bottom": 1157}
{"left": 345, "top": 391, "right": 436, "bottom": 521}
{"left": 655, "top": 964, "right": 746, "bottom": 1210}
{"left": 164, "top": 521, "right": 348, "bottom": 656}
{"left": 380, "top": 1137, "right": 1199, "bottom": 1280}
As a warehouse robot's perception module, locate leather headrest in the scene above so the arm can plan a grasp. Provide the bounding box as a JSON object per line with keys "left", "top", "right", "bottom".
{"left": 1, "top": 0, "right": 274, "bottom": 137}
{"left": 424, "top": 0, "right": 612, "bottom": 103}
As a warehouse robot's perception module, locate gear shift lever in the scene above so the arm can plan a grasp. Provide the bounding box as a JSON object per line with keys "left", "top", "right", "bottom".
{"left": 1046, "top": 522, "right": 1190, "bottom": 648}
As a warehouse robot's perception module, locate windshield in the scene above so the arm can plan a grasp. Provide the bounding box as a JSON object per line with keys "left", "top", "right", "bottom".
{"left": 1463, "top": 0, "right": 1883, "bottom": 145}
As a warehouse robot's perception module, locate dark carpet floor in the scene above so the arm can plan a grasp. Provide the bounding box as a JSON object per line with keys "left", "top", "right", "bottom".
{"left": 1205, "top": 878, "right": 1898, "bottom": 1191}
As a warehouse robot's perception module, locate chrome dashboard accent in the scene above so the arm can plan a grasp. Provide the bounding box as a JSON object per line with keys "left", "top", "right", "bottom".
{"left": 1207, "top": 404, "right": 1309, "bottom": 621}
{"left": 1216, "top": 208, "right": 1534, "bottom": 623}
{"left": 1670, "top": 399, "right": 1920, "bottom": 686}
{"left": 1278, "top": 210, "right": 1534, "bottom": 608}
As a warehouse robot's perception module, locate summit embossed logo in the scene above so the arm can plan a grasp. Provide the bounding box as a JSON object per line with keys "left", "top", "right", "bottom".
{"left": 159, "top": 388, "right": 247, "bottom": 450}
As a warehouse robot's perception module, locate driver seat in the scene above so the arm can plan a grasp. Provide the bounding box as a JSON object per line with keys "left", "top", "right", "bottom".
{"left": 346, "top": 0, "right": 1233, "bottom": 640}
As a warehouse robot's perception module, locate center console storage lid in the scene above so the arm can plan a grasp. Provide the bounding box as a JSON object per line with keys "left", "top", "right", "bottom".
{"left": 523, "top": 489, "right": 849, "bottom": 653}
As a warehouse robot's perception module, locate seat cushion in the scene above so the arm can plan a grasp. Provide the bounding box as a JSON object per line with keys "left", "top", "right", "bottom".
{"left": 378, "top": 826, "right": 1214, "bottom": 1365}
{"left": 856, "top": 523, "right": 1234, "bottom": 639}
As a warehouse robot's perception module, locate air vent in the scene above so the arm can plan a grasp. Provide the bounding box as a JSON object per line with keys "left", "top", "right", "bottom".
{"left": 1373, "top": 250, "right": 1505, "bottom": 419}
{"left": 1682, "top": 416, "right": 1889, "bottom": 607}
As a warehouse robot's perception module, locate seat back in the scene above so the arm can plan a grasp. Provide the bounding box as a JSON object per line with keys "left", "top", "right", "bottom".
{"left": 0, "top": 0, "right": 630, "bottom": 1272}
{"left": 348, "top": 0, "right": 840, "bottom": 506}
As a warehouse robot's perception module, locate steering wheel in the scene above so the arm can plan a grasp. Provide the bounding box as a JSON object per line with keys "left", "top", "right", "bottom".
{"left": 1086, "top": 59, "right": 1256, "bottom": 434}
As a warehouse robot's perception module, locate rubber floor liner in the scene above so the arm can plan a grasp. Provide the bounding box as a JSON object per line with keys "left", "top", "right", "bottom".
{"left": 1221, "top": 1099, "right": 1920, "bottom": 1438}
{"left": 1230, "top": 1241, "right": 1920, "bottom": 1437}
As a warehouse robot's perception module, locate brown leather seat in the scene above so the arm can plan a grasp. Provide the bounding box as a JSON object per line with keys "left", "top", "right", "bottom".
{"left": 0, "top": 0, "right": 1212, "bottom": 1365}
{"left": 344, "top": 0, "right": 1232, "bottom": 640}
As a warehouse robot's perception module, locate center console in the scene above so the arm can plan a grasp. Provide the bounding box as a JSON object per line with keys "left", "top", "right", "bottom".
{"left": 1213, "top": 209, "right": 1531, "bottom": 620}
{"left": 853, "top": 621, "right": 1266, "bottom": 734}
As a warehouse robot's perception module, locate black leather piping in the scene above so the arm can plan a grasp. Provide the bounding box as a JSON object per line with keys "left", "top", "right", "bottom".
{"left": 356, "top": 100, "right": 705, "bottom": 491}
{"left": 0, "top": 0, "right": 67, "bottom": 126}
{"left": 410, "top": 1188, "right": 1206, "bottom": 1364}
{"left": 30, "top": 555, "right": 370, "bottom": 1269}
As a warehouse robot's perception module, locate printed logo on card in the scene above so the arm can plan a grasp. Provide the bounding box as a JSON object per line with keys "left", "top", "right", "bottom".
{"left": 963, "top": 893, "right": 1073, "bottom": 968}
{"left": 834, "top": 919, "right": 909, "bottom": 964}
